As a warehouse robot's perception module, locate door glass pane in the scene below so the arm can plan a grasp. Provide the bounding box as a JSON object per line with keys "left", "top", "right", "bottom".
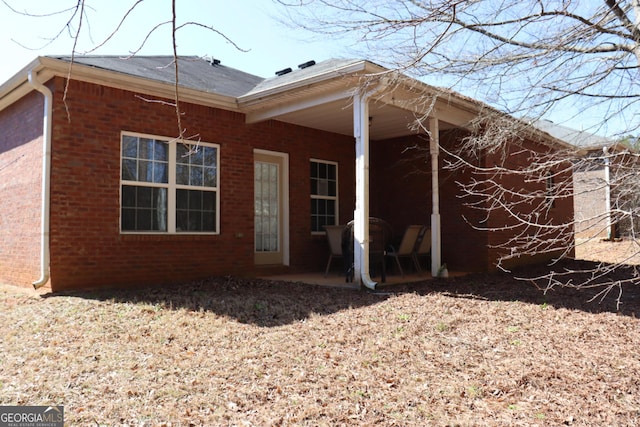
{"left": 254, "top": 161, "right": 279, "bottom": 253}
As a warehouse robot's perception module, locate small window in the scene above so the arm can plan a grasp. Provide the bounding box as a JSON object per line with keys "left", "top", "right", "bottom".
{"left": 120, "top": 133, "right": 219, "bottom": 234}
{"left": 546, "top": 171, "right": 555, "bottom": 208}
{"left": 310, "top": 159, "right": 338, "bottom": 233}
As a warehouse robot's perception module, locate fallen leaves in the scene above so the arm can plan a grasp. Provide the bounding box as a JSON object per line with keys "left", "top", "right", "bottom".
{"left": 1, "top": 253, "right": 640, "bottom": 425}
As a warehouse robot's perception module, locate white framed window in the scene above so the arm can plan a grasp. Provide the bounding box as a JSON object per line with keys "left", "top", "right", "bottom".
{"left": 120, "top": 132, "right": 219, "bottom": 234}
{"left": 310, "top": 159, "right": 338, "bottom": 233}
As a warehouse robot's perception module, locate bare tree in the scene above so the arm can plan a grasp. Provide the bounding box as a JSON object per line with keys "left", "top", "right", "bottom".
{"left": 278, "top": 0, "right": 639, "bottom": 134}
{"left": 278, "top": 0, "right": 640, "bottom": 303}
{"left": 2, "top": 0, "right": 245, "bottom": 147}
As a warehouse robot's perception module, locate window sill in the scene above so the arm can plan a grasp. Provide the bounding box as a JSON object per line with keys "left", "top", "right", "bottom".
{"left": 120, "top": 232, "right": 219, "bottom": 241}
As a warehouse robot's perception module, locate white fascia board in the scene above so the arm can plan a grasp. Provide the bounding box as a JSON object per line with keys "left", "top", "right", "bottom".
{"left": 245, "top": 88, "right": 354, "bottom": 123}
{"left": 41, "top": 57, "right": 240, "bottom": 111}
{"left": 371, "top": 84, "right": 477, "bottom": 129}
{"left": 238, "top": 60, "right": 377, "bottom": 105}
{"left": 0, "top": 82, "right": 33, "bottom": 112}
{"left": 432, "top": 102, "right": 477, "bottom": 127}
{"left": 0, "top": 56, "right": 240, "bottom": 113}
{"left": 379, "top": 78, "right": 569, "bottom": 149}
{"left": 0, "top": 58, "right": 48, "bottom": 112}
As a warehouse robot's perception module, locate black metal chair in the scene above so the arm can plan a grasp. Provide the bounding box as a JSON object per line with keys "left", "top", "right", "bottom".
{"left": 342, "top": 218, "right": 392, "bottom": 283}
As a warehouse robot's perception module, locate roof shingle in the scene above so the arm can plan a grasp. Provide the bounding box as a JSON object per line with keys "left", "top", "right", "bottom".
{"left": 51, "top": 55, "right": 265, "bottom": 98}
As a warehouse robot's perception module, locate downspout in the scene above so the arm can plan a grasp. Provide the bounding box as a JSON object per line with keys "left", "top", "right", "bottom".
{"left": 603, "top": 146, "right": 612, "bottom": 240}
{"left": 28, "top": 70, "right": 52, "bottom": 289}
{"left": 353, "top": 83, "right": 385, "bottom": 290}
{"left": 429, "top": 118, "right": 443, "bottom": 277}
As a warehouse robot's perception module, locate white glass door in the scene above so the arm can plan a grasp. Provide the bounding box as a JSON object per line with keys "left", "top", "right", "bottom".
{"left": 254, "top": 152, "right": 284, "bottom": 265}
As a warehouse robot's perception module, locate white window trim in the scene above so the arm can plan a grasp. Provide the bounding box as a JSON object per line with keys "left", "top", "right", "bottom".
{"left": 310, "top": 158, "right": 339, "bottom": 235}
{"left": 120, "top": 131, "right": 220, "bottom": 235}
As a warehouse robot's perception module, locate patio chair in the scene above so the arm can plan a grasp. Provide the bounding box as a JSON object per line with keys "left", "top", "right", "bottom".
{"left": 324, "top": 225, "right": 345, "bottom": 277}
{"left": 386, "top": 225, "right": 423, "bottom": 277}
{"left": 412, "top": 226, "right": 432, "bottom": 274}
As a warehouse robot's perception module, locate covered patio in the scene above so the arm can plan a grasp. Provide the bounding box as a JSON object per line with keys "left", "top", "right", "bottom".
{"left": 261, "top": 269, "right": 470, "bottom": 290}
{"left": 240, "top": 59, "right": 479, "bottom": 289}
{"left": 262, "top": 272, "right": 429, "bottom": 290}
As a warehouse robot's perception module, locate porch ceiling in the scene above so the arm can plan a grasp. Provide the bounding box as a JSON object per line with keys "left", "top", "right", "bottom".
{"left": 245, "top": 95, "right": 461, "bottom": 141}
{"left": 292, "top": 99, "right": 460, "bottom": 140}
{"left": 239, "top": 59, "right": 480, "bottom": 140}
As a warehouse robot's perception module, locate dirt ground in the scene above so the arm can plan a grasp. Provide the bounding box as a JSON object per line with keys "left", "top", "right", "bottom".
{"left": 575, "top": 237, "right": 640, "bottom": 266}
{"left": 1, "top": 239, "right": 639, "bottom": 426}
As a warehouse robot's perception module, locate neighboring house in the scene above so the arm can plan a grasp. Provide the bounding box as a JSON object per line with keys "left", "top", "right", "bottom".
{"left": 0, "top": 56, "right": 574, "bottom": 291}
{"left": 530, "top": 119, "right": 620, "bottom": 239}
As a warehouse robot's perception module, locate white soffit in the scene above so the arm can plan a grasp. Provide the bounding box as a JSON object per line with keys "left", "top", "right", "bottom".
{"left": 242, "top": 71, "right": 474, "bottom": 139}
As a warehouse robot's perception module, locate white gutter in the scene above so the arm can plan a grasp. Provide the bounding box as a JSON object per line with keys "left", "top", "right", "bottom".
{"left": 28, "top": 70, "right": 52, "bottom": 289}
{"left": 429, "top": 118, "right": 443, "bottom": 277}
{"left": 352, "top": 83, "right": 386, "bottom": 290}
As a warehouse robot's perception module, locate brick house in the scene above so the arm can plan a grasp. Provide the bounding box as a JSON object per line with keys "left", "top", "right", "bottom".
{"left": 531, "top": 119, "right": 621, "bottom": 239}
{"left": 0, "top": 56, "right": 574, "bottom": 291}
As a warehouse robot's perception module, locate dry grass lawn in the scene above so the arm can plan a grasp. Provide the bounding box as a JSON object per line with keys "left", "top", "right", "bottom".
{"left": 1, "top": 240, "right": 640, "bottom": 426}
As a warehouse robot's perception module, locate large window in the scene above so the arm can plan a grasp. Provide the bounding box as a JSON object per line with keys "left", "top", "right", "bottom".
{"left": 310, "top": 159, "right": 338, "bottom": 233}
{"left": 121, "top": 133, "right": 219, "bottom": 233}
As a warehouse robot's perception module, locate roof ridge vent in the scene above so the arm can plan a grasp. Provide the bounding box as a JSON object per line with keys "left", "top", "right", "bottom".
{"left": 209, "top": 57, "right": 221, "bottom": 66}
{"left": 298, "top": 60, "right": 316, "bottom": 69}
{"left": 275, "top": 67, "right": 292, "bottom": 76}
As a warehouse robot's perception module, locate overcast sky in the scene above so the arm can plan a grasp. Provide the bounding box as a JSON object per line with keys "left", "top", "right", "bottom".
{"left": 0, "top": 0, "right": 350, "bottom": 82}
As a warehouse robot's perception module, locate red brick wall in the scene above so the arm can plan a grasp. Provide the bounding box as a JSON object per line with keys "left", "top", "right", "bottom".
{"left": 0, "top": 90, "right": 44, "bottom": 288}
{"left": 371, "top": 136, "right": 431, "bottom": 237}
{"left": 370, "top": 132, "right": 489, "bottom": 273}
{"left": 46, "top": 77, "right": 354, "bottom": 290}
{"left": 370, "top": 129, "right": 575, "bottom": 273}
{"left": 2, "top": 76, "right": 574, "bottom": 289}
{"left": 438, "top": 130, "right": 491, "bottom": 272}
{"left": 483, "top": 140, "right": 575, "bottom": 270}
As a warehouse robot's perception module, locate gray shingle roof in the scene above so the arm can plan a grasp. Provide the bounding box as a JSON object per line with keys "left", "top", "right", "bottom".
{"left": 50, "top": 55, "right": 265, "bottom": 98}
{"left": 51, "top": 56, "right": 370, "bottom": 100}
{"left": 530, "top": 119, "right": 613, "bottom": 149}
{"left": 244, "top": 58, "right": 364, "bottom": 96}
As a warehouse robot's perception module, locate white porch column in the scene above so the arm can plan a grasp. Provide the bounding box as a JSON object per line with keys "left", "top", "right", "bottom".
{"left": 353, "top": 90, "right": 377, "bottom": 290}
{"left": 429, "top": 117, "right": 443, "bottom": 276}
{"left": 603, "top": 146, "right": 612, "bottom": 240}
